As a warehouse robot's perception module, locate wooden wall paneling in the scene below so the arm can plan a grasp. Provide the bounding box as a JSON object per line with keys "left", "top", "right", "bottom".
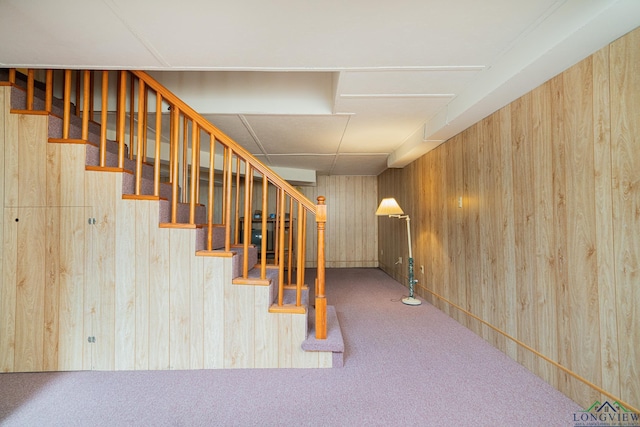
{"left": 58, "top": 206, "right": 85, "bottom": 371}
{"left": 224, "top": 282, "right": 255, "bottom": 368}
{"left": 115, "top": 197, "right": 135, "bottom": 370}
{"left": 0, "top": 89, "right": 5, "bottom": 355}
{"left": 562, "top": 57, "right": 602, "bottom": 406}
{"left": 190, "top": 231, "right": 204, "bottom": 369}
{"left": 531, "top": 82, "right": 558, "bottom": 386}
{"left": 168, "top": 228, "right": 192, "bottom": 370}
{"left": 352, "top": 176, "right": 364, "bottom": 265}
{"left": 4, "top": 109, "right": 18, "bottom": 207}
{"left": 15, "top": 208, "right": 46, "bottom": 371}
{"left": 149, "top": 217, "right": 170, "bottom": 370}
{"left": 300, "top": 175, "right": 378, "bottom": 268}
{"left": 498, "top": 106, "right": 518, "bottom": 360}
{"left": 610, "top": 27, "right": 640, "bottom": 408}
{"left": 46, "top": 143, "right": 61, "bottom": 207}
{"left": 1, "top": 207, "right": 17, "bottom": 371}
{"left": 291, "top": 312, "right": 318, "bottom": 368}
{"left": 591, "top": 44, "right": 620, "bottom": 402}
{"left": 277, "top": 313, "right": 293, "bottom": 368}
{"left": 85, "top": 171, "right": 117, "bottom": 370}
{"left": 83, "top": 206, "right": 94, "bottom": 370}
{"left": 412, "top": 158, "right": 426, "bottom": 296}
{"left": 375, "top": 27, "right": 640, "bottom": 410}
{"left": 203, "top": 256, "right": 227, "bottom": 369}
{"left": 510, "top": 93, "right": 538, "bottom": 373}
{"left": 43, "top": 206, "right": 60, "bottom": 371}
{"left": 462, "top": 127, "right": 481, "bottom": 336}
{"left": 59, "top": 145, "right": 86, "bottom": 207}
{"left": 550, "top": 72, "right": 572, "bottom": 396}
{"left": 431, "top": 147, "right": 446, "bottom": 313}
{"left": 478, "top": 114, "right": 506, "bottom": 351}
{"left": 450, "top": 136, "right": 466, "bottom": 324}
{"left": 135, "top": 200, "right": 150, "bottom": 370}
{"left": 18, "top": 115, "right": 47, "bottom": 207}
{"left": 254, "top": 285, "right": 279, "bottom": 368}
{"left": 423, "top": 153, "right": 436, "bottom": 306}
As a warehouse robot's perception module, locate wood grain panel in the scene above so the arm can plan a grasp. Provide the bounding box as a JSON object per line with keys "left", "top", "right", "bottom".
{"left": 5, "top": 114, "right": 19, "bottom": 207}
{"left": 531, "top": 82, "right": 557, "bottom": 386}
{"left": 462, "top": 126, "right": 481, "bottom": 336}
{"left": 610, "top": 27, "right": 640, "bottom": 408}
{"left": 59, "top": 144, "right": 86, "bottom": 207}
{"left": 592, "top": 45, "right": 619, "bottom": 399}
{"left": 1, "top": 207, "right": 18, "bottom": 371}
{"left": 134, "top": 200, "right": 150, "bottom": 370}
{"left": 561, "top": 57, "right": 601, "bottom": 405}
{"left": 291, "top": 313, "right": 318, "bottom": 368}
{"left": 498, "top": 106, "right": 518, "bottom": 360}
{"left": 115, "top": 197, "right": 135, "bottom": 370}
{"left": 43, "top": 207, "right": 60, "bottom": 371}
{"left": 18, "top": 115, "right": 47, "bottom": 207}
{"left": 478, "top": 113, "right": 506, "bottom": 351}
{"left": 0, "top": 89, "right": 7, "bottom": 371}
{"left": 278, "top": 313, "right": 292, "bottom": 368}
{"left": 58, "top": 207, "right": 85, "bottom": 371}
{"left": 224, "top": 283, "right": 255, "bottom": 368}
{"left": 190, "top": 232, "right": 204, "bottom": 369}
{"left": 85, "top": 172, "right": 117, "bottom": 370}
{"left": 511, "top": 93, "right": 537, "bottom": 373}
{"left": 169, "top": 228, "right": 191, "bottom": 370}
{"left": 550, "top": 72, "right": 572, "bottom": 396}
{"left": 299, "top": 175, "right": 378, "bottom": 268}
{"left": 46, "top": 143, "right": 61, "bottom": 207}
{"left": 450, "top": 136, "right": 466, "bottom": 324}
{"left": 203, "top": 256, "right": 226, "bottom": 369}
{"left": 149, "top": 220, "right": 170, "bottom": 370}
{"left": 254, "top": 285, "right": 278, "bottom": 368}
{"left": 15, "top": 208, "right": 46, "bottom": 371}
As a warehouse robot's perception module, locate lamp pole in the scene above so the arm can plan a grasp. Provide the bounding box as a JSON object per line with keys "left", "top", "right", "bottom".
{"left": 401, "top": 215, "right": 421, "bottom": 306}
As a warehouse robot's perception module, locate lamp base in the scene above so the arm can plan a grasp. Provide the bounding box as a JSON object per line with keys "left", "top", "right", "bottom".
{"left": 402, "top": 296, "right": 422, "bottom": 306}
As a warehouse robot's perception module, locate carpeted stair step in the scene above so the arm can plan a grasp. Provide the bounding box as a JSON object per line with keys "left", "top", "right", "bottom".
{"left": 303, "top": 305, "right": 344, "bottom": 367}
{"left": 280, "top": 286, "right": 309, "bottom": 307}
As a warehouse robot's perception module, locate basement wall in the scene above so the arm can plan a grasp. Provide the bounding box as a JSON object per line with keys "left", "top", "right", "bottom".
{"left": 377, "top": 27, "right": 640, "bottom": 411}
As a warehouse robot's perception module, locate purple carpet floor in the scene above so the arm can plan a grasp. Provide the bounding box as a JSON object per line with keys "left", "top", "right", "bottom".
{"left": 0, "top": 268, "right": 581, "bottom": 426}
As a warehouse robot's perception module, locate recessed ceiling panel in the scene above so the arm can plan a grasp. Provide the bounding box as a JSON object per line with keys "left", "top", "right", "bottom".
{"left": 244, "top": 115, "right": 349, "bottom": 155}
{"left": 337, "top": 69, "right": 482, "bottom": 96}
{"left": 335, "top": 97, "right": 450, "bottom": 153}
{"left": 331, "top": 155, "right": 389, "bottom": 176}
{"left": 202, "top": 114, "right": 262, "bottom": 155}
{"left": 256, "top": 154, "right": 336, "bottom": 174}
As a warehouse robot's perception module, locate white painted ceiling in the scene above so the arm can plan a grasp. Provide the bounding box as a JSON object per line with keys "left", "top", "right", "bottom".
{"left": 1, "top": 0, "right": 639, "bottom": 182}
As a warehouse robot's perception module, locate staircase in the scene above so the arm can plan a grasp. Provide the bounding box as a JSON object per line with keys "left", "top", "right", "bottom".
{"left": 0, "top": 68, "right": 343, "bottom": 372}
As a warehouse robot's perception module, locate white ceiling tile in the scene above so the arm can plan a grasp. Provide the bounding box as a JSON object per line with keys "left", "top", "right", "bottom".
{"left": 244, "top": 115, "right": 349, "bottom": 155}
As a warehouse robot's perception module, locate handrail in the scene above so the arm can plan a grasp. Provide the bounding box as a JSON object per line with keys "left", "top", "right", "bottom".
{"left": 3, "top": 67, "right": 328, "bottom": 340}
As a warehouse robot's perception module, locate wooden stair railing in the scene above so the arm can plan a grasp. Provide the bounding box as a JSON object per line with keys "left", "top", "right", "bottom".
{"left": 3, "top": 68, "right": 328, "bottom": 340}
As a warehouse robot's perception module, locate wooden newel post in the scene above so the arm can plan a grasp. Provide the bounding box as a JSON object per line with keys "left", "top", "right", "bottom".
{"left": 315, "top": 196, "right": 327, "bottom": 339}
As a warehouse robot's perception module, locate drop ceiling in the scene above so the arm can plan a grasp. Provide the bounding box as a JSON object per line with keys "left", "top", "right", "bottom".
{"left": 1, "top": 0, "right": 639, "bottom": 182}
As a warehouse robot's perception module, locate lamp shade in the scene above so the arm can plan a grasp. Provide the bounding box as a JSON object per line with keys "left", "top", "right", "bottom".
{"left": 375, "top": 198, "right": 404, "bottom": 216}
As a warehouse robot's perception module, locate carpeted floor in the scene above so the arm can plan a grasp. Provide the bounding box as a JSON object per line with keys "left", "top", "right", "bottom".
{"left": 0, "top": 268, "right": 581, "bottom": 426}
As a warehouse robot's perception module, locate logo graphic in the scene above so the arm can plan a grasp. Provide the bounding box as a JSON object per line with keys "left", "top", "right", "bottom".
{"left": 573, "top": 400, "right": 640, "bottom": 427}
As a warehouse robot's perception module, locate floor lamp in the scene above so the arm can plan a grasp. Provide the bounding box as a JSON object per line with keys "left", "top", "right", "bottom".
{"left": 375, "top": 198, "right": 421, "bottom": 306}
